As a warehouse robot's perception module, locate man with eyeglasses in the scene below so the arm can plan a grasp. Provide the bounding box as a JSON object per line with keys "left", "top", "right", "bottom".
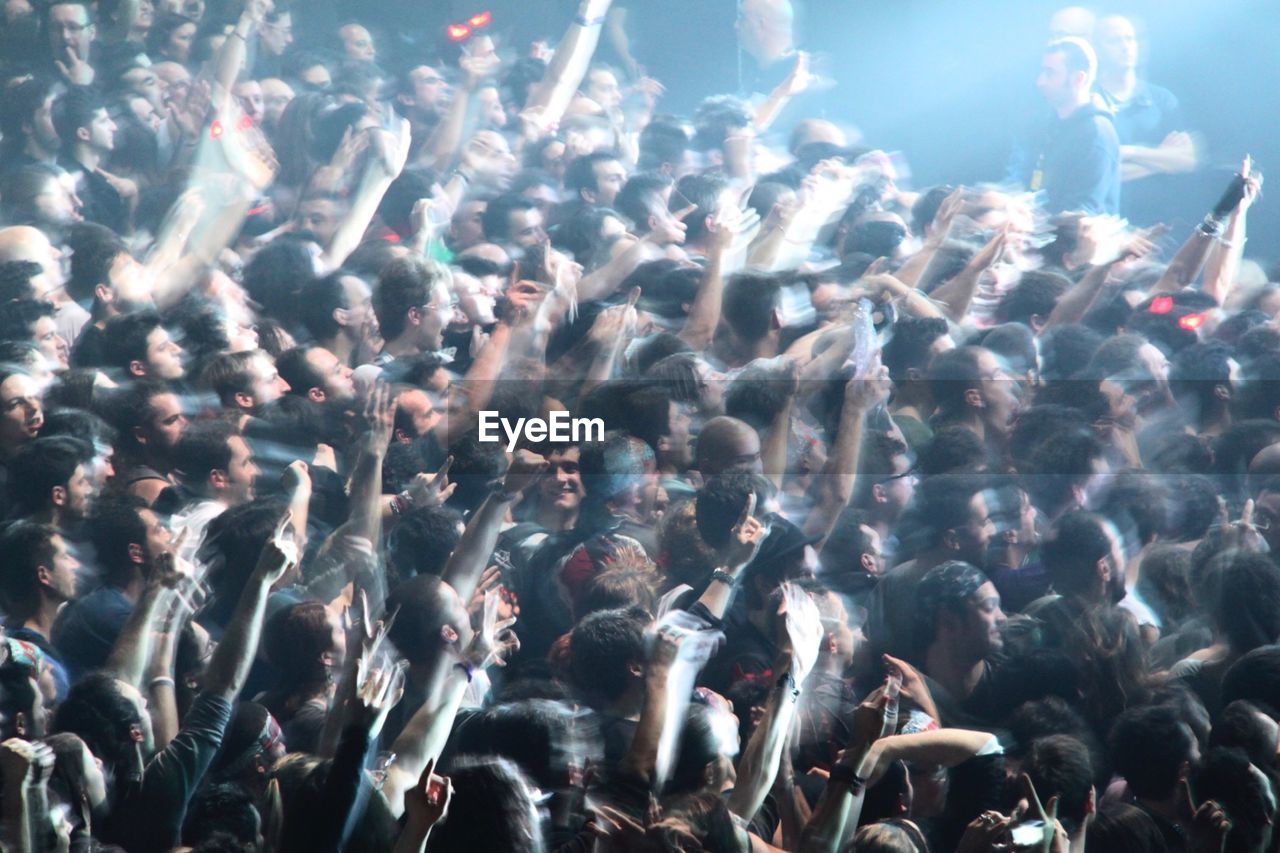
{"left": 851, "top": 433, "right": 917, "bottom": 569}
{"left": 46, "top": 1, "right": 96, "bottom": 86}
{"left": 928, "top": 346, "right": 1020, "bottom": 455}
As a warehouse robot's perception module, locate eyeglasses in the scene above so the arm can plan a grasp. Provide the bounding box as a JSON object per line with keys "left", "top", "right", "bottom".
{"left": 878, "top": 468, "right": 918, "bottom": 484}
{"left": 51, "top": 22, "right": 90, "bottom": 34}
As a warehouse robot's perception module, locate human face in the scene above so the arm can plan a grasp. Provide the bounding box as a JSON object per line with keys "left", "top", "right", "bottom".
{"left": 476, "top": 86, "right": 506, "bottom": 129}
{"left": 340, "top": 24, "right": 374, "bottom": 62}
{"left": 395, "top": 388, "right": 439, "bottom": 440}
{"left": 450, "top": 200, "right": 486, "bottom": 251}
{"left": 260, "top": 78, "right": 294, "bottom": 127}
{"left": 295, "top": 197, "right": 342, "bottom": 245}
{"left": 223, "top": 435, "right": 258, "bottom": 505}
{"left": 977, "top": 350, "right": 1019, "bottom": 437}
{"left": 859, "top": 525, "right": 885, "bottom": 576}
{"left": 165, "top": 21, "right": 195, "bottom": 62}
{"left": 153, "top": 61, "right": 191, "bottom": 106}
{"left": 877, "top": 453, "right": 916, "bottom": 520}
{"left": 407, "top": 65, "right": 448, "bottom": 114}
{"left": 61, "top": 463, "right": 93, "bottom": 521}
{"left": 412, "top": 280, "right": 452, "bottom": 352}
{"left": 144, "top": 326, "right": 184, "bottom": 379}
{"left": 541, "top": 447, "right": 584, "bottom": 511}
{"left": 1101, "top": 520, "right": 1127, "bottom": 604}
{"left": 138, "top": 508, "right": 173, "bottom": 563}
{"left": 233, "top": 80, "right": 264, "bottom": 125}
{"left": 33, "top": 173, "right": 82, "bottom": 227}
{"left": 248, "top": 353, "right": 290, "bottom": 406}
{"left": 590, "top": 158, "right": 627, "bottom": 207}
{"left": 305, "top": 347, "right": 354, "bottom": 401}
{"left": 955, "top": 491, "right": 996, "bottom": 566}
{"left": 132, "top": 399, "right": 181, "bottom": 467}
{"left": 128, "top": 96, "right": 162, "bottom": 133}
{"left": 962, "top": 581, "right": 1006, "bottom": 658}
{"left": 31, "top": 315, "right": 69, "bottom": 369}
{"left": 31, "top": 92, "right": 59, "bottom": 152}
{"left": 1094, "top": 16, "right": 1138, "bottom": 72}
{"left": 41, "top": 532, "right": 80, "bottom": 599}
{"left": 0, "top": 373, "right": 43, "bottom": 449}
{"left": 664, "top": 402, "right": 695, "bottom": 470}
{"left": 339, "top": 275, "right": 375, "bottom": 342}
{"left": 122, "top": 67, "right": 164, "bottom": 112}
{"left": 48, "top": 2, "right": 93, "bottom": 58}
{"left": 586, "top": 68, "right": 622, "bottom": 112}
{"left": 259, "top": 12, "right": 292, "bottom": 55}
{"left": 1036, "top": 51, "right": 1077, "bottom": 111}
{"left": 83, "top": 107, "right": 116, "bottom": 152}
{"left": 507, "top": 207, "right": 546, "bottom": 249}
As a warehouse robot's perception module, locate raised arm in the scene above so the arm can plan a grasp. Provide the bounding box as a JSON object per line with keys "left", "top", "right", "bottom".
{"left": 1153, "top": 169, "right": 1249, "bottom": 294}
{"left": 1202, "top": 161, "right": 1262, "bottom": 305}
{"left": 927, "top": 226, "right": 1009, "bottom": 323}
{"left": 679, "top": 212, "right": 734, "bottom": 350}
{"left": 798, "top": 693, "right": 889, "bottom": 853}
{"left": 439, "top": 450, "right": 547, "bottom": 602}
{"left": 727, "top": 585, "right": 822, "bottom": 822}
{"left": 212, "top": 0, "right": 267, "bottom": 96}
{"left": 202, "top": 512, "right": 300, "bottom": 700}
{"left": 693, "top": 494, "right": 766, "bottom": 621}
{"left": 322, "top": 118, "right": 411, "bottom": 270}
{"left": 802, "top": 365, "right": 889, "bottom": 545}
{"left": 526, "top": 0, "right": 615, "bottom": 126}
{"left": 103, "top": 566, "right": 180, "bottom": 688}
{"left": 753, "top": 52, "right": 815, "bottom": 132}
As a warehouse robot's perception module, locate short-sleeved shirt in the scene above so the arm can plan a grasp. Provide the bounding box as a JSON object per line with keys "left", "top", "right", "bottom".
{"left": 1096, "top": 80, "right": 1183, "bottom": 147}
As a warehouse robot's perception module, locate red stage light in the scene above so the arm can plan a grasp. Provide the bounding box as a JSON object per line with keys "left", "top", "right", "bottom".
{"left": 469, "top": 11, "right": 492, "bottom": 28}
{"left": 447, "top": 23, "right": 471, "bottom": 41}
{"left": 1149, "top": 296, "right": 1173, "bottom": 315}
{"left": 1178, "top": 313, "right": 1205, "bottom": 331}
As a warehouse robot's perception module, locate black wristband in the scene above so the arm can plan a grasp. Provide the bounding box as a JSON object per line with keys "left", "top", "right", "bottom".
{"left": 710, "top": 569, "right": 736, "bottom": 587}
{"left": 829, "top": 764, "right": 866, "bottom": 794}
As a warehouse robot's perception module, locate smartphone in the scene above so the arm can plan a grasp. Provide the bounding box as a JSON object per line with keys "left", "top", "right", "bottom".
{"left": 1009, "top": 821, "right": 1046, "bottom": 847}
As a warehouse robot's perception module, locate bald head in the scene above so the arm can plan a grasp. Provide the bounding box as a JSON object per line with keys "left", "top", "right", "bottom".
{"left": 0, "top": 227, "right": 63, "bottom": 289}
{"left": 1049, "top": 5, "right": 1096, "bottom": 39}
{"left": 696, "top": 416, "right": 762, "bottom": 478}
{"left": 1093, "top": 15, "right": 1138, "bottom": 73}
{"left": 737, "top": 0, "right": 795, "bottom": 63}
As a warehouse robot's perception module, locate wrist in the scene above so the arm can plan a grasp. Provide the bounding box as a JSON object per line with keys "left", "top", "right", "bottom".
{"left": 710, "top": 567, "right": 739, "bottom": 585}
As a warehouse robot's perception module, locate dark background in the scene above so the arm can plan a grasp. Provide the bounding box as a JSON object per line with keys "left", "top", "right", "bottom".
{"left": 340, "top": 0, "right": 1280, "bottom": 268}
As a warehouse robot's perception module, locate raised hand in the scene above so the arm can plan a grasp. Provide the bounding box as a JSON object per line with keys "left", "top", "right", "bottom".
{"left": 845, "top": 353, "right": 891, "bottom": 412}
{"left": 466, "top": 588, "right": 519, "bottom": 670}
{"left": 721, "top": 493, "right": 766, "bottom": 571}
{"left": 55, "top": 43, "right": 94, "bottom": 85}
{"left": 363, "top": 380, "right": 397, "bottom": 451}
{"left": 781, "top": 51, "right": 815, "bottom": 97}
{"left": 255, "top": 510, "right": 300, "bottom": 585}
{"left": 406, "top": 457, "right": 456, "bottom": 509}
{"left": 957, "top": 811, "right": 1013, "bottom": 853}
{"left": 282, "top": 459, "right": 311, "bottom": 497}
{"left": 587, "top": 301, "right": 639, "bottom": 347}
{"left": 404, "top": 758, "right": 453, "bottom": 830}
{"left": 354, "top": 656, "right": 406, "bottom": 737}
{"left": 1181, "top": 778, "right": 1231, "bottom": 853}
{"left": 501, "top": 449, "right": 549, "bottom": 497}
{"left": 777, "top": 582, "right": 823, "bottom": 682}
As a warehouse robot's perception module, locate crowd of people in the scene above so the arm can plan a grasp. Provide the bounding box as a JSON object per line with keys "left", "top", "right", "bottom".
{"left": 0, "top": 0, "right": 1275, "bottom": 850}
